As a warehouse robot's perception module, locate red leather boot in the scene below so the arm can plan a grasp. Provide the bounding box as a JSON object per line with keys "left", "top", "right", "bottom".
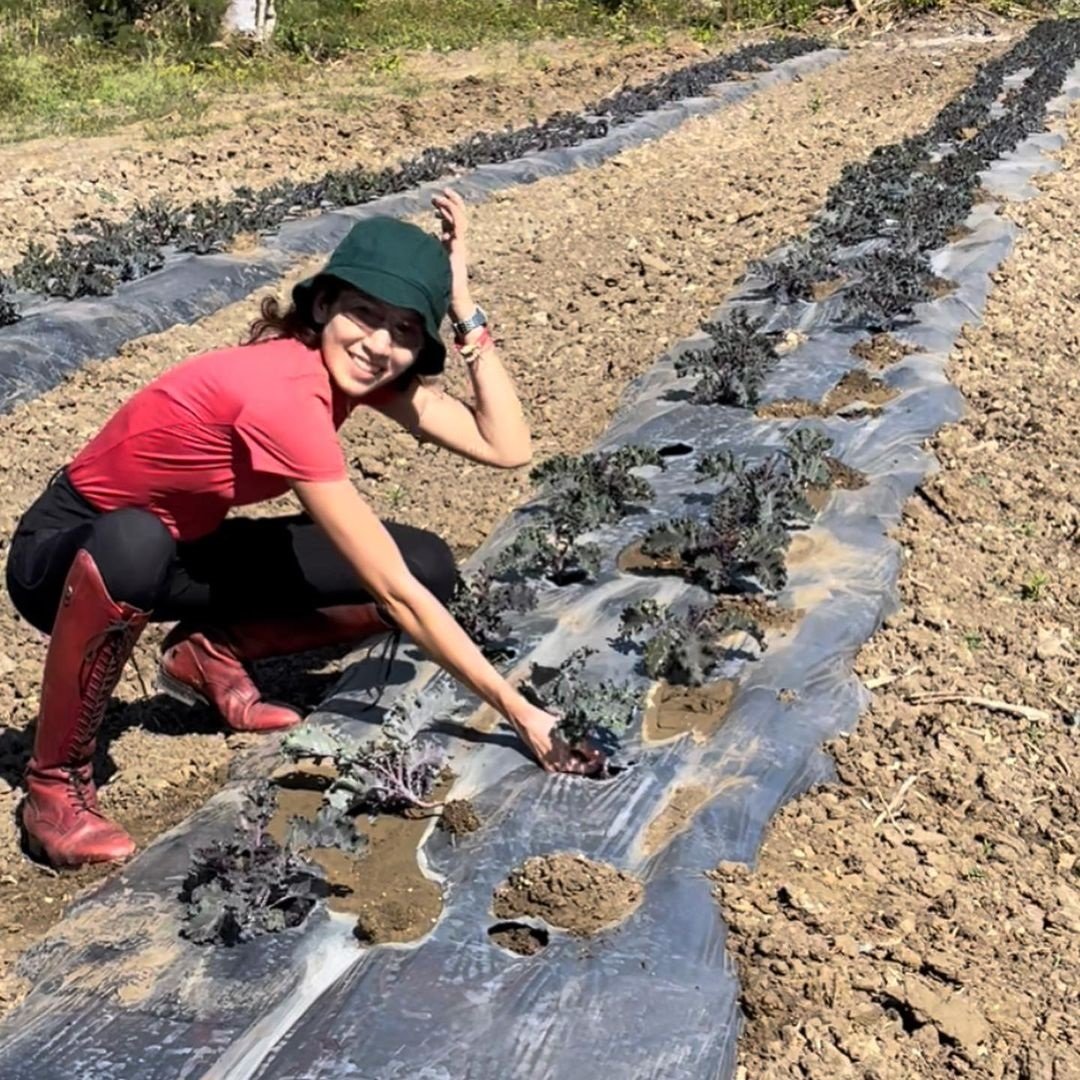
{"left": 22, "top": 550, "right": 150, "bottom": 867}
{"left": 157, "top": 603, "right": 391, "bottom": 733}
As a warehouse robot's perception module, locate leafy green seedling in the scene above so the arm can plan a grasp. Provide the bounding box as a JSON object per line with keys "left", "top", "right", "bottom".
{"left": 617, "top": 599, "right": 765, "bottom": 686}
{"left": 523, "top": 648, "right": 640, "bottom": 761}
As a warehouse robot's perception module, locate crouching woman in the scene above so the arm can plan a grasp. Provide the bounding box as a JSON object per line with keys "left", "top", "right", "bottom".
{"left": 5, "top": 190, "right": 596, "bottom": 870}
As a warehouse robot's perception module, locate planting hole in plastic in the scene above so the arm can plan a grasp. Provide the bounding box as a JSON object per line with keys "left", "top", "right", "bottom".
{"left": 488, "top": 922, "right": 550, "bottom": 956}
{"left": 657, "top": 442, "right": 694, "bottom": 458}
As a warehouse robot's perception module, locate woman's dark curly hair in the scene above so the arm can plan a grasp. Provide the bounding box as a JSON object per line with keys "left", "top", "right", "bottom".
{"left": 246, "top": 276, "right": 341, "bottom": 350}
{"left": 246, "top": 277, "right": 419, "bottom": 390}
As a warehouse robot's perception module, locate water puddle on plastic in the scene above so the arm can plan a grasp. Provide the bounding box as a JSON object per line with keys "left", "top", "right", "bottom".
{"left": 271, "top": 769, "right": 443, "bottom": 945}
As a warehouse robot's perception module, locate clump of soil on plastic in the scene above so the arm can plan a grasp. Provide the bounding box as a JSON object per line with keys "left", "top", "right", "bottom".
{"left": 271, "top": 770, "right": 443, "bottom": 946}
{"left": 805, "top": 456, "right": 869, "bottom": 510}
{"left": 757, "top": 370, "right": 899, "bottom": 419}
{"left": 488, "top": 921, "right": 550, "bottom": 956}
{"left": 810, "top": 276, "right": 846, "bottom": 301}
{"left": 644, "top": 680, "right": 736, "bottom": 744}
{"left": 492, "top": 853, "right": 643, "bottom": 936}
{"left": 617, "top": 538, "right": 682, "bottom": 576}
{"left": 852, "top": 333, "right": 922, "bottom": 369}
{"left": 439, "top": 799, "right": 481, "bottom": 836}
{"left": 715, "top": 595, "right": 799, "bottom": 633}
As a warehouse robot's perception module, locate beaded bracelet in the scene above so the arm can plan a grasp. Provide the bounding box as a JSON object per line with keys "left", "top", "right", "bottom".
{"left": 456, "top": 326, "right": 495, "bottom": 362}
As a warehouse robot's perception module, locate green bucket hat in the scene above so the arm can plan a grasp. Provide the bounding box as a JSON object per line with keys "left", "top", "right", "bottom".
{"left": 293, "top": 217, "right": 452, "bottom": 376}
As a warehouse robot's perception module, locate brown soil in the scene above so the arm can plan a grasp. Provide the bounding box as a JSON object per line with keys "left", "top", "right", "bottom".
{"left": 643, "top": 679, "right": 737, "bottom": 745}
{"left": 488, "top": 921, "right": 550, "bottom": 956}
{"left": 439, "top": 798, "right": 482, "bottom": 836}
{"left": 270, "top": 770, "right": 443, "bottom": 946}
{"left": 0, "top": 36, "right": 720, "bottom": 270}
{"left": 617, "top": 538, "right": 684, "bottom": 577}
{"left": 492, "top": 853, "right": 643, "bottom": 935}
{"left": 805, "top": 456, "right": 868, "bottom": 511}
{"left": 851, "top": 333, "right": 923, "bottom": 369}
{"left": 714, "top": 104, "right": 1080, "bottom": 1078}
{"left": 642, "top": 783, "right": 713, "bottom": 854}
{"left": 758, "top": 369, "right": 900, "bottom": 419}
{"left": 826, "top": 456, "right": 868, "bottom": 490}
{"left": 811, "top": 276, "right": 847, "bottom": 301}
{"left": 0, "top": 34, "right": 1004, "bottom": 1015}
{"left": 715, "top": 596, "right": 801, "bottom": 633}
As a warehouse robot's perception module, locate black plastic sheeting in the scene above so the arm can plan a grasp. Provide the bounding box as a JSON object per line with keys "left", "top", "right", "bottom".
{"left": 0, "top": 46, "right": 839, "bottom": 416}
{"left": 1, "top": 48, "right": 1077, "bottom": 1080}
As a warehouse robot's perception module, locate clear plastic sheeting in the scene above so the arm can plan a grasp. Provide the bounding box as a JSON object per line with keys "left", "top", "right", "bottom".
{"left": 1, "top": 58, "right": 1076, "bottom": 1080}
{"left": 0, "top": 50, "right": 842, "bottom": 416}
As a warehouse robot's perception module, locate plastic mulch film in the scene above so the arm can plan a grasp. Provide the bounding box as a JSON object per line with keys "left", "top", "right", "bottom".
{"left": 0, "top": 49, "right": 841, "bottom": 416}
{"left": 0, "top": 56, "right": 1076, "bottom": 1080}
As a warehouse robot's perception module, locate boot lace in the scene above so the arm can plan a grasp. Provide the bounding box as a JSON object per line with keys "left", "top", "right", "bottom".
{"left": 68, "top": 614, "right": 145, "bottom": 767}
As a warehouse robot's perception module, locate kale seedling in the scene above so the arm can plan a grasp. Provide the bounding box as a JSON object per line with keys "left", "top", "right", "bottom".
{"left": 495, "top": 523, "right": 602, "bottom": 587}
{"left": 784, "top": 427, "right": 834, "bottom": 490}
{"left": 496, "top": 446, "right": 663, "bottom": 585}
{"left": 643, "top": 454, "right": 812, "bottom": 595}
{"left": 675, "top": 309, "right": 778, "bottom": 408}
{"left": 523, "top": 648, "right": 640, "bottom": 760}
{"left": 283, "top": 705, "right": 448, "bottom": 815}
{"left": 448, "top": 568, "right": 536, "bottom": 660}
{"left": 617, "top": 599, "right": 765, "bottom": 686}
{"left": 179, "top": 781, "right": 349, "bottom": 948}
{"left": 530, "top": 445, "right": 665, "bottom": 534}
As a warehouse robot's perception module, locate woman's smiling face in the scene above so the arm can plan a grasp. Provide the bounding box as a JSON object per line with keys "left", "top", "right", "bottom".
{"left": 316, "top": 286, "right": 425, "bottom": 397}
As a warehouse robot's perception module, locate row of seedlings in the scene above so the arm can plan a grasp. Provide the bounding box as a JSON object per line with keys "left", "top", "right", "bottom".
{"left": 174, "top": 16, "right": 1080, "bottom": 949}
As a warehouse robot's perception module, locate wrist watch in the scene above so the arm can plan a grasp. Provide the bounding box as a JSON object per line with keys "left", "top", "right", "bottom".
{"left": 451, "top": 304, "right": 487, "bottom": 339}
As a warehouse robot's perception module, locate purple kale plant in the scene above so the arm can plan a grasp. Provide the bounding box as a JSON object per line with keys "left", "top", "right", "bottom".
{"left": 283, "top": 703, "right": 448, "bottom": 815}
{"left": 179, "top": 781, "right": 339, "bottom": 948}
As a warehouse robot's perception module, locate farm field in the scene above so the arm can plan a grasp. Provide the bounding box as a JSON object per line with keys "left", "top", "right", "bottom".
{"left": 0, "top": 9, "right": 1076, "bottom": 1077}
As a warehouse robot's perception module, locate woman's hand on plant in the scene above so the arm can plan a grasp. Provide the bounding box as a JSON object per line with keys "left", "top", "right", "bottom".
{"left": 433, "top": 187, "right": 473, "bottom": 318}
{"left": 511, "top": 701, "right": 606, "bottom": 776}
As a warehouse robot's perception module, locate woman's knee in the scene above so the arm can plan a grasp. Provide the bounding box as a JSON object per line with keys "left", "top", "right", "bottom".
{"left": 405, "top": 531, "right": 457, "bottom": 606}
{"left": 83, "top": 509, "right": 176, "bottom": 610}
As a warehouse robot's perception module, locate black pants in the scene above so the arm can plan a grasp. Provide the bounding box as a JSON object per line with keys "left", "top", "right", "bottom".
{"left": 5, "top": 470, "right": 456, "bottom": 635}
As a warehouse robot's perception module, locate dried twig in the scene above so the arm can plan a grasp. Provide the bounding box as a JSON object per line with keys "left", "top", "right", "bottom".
{"left": 907, "top": 692, "right": 1051, "bottom": 723}
{"left": 873, "top": 773, "right": 918, "bottom": 830}
{"left": 864, "top": 665, "right": 920, "bottom": 690}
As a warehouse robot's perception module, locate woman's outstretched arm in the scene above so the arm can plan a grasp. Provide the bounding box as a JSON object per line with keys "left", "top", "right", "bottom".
{"left": 292, "top": 476, "right": 600, "bottom": 774}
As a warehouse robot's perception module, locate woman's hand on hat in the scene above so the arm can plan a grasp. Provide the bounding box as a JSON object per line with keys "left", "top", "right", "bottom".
{"left": 510, "top": 700, "right": 606, "bottom": 776}
{"left": 433, "top": 187, "right": 473, "bottom": 318}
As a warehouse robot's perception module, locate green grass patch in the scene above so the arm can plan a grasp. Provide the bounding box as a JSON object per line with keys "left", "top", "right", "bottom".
{"left": 0, "top": 0, "right": 1065, "bottom": 143}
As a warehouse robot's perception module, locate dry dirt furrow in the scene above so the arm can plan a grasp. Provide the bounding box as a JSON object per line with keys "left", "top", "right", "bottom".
{"left": 714, "top": 107, "right": 1080, "bottom": 1079}
{"left": 0, "top": 37, "right": 1003, "bottom": 1013}
{"left": 0, "top": 35, "right": 721, "bottom": 272}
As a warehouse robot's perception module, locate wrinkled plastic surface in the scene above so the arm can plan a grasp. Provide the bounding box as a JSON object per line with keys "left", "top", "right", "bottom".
{"left": 0, "top": 58, "right": 1076, "bottom": 1080}
{"left": 0, "top": 51, "right": 841, "bottom": 416}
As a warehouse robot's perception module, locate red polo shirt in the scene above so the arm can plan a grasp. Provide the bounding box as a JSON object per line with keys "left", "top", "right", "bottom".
{"left": 67, "top": 337, "right": 358, "bottom": 541}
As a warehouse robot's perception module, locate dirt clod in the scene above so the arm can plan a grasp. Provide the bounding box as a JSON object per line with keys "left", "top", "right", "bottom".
{"left": 439, "top": 799, "right": 482, "bottom": 836}
{"left": 851, "top": 333, "right": 922, "bottom": 369}
{"left": 492, "top": 853, "right": 642, "bottom": 936}
{"left": 758, "top": 369, "right": 899, "bottom": 419}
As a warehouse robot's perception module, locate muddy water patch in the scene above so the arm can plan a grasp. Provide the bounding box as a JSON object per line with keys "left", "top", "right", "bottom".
{"left": 643, "top": 680, "right": 737, "bottom": 745}
{"left": 641, "top": 776, "right": 755, "bottom": 855}
{"left": 271, "top": 771, "right": 443, "bottom": 946}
